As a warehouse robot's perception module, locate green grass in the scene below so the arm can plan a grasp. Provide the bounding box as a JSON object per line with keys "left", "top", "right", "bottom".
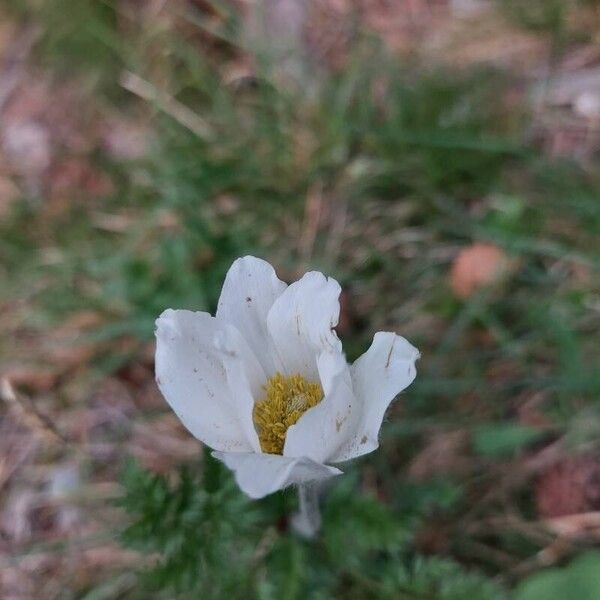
{"left": 1, "top": 1, "right": 599, "bottom": 598}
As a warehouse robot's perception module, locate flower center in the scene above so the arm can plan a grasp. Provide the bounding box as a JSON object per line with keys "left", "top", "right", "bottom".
{"left": 252, "top": 372, "right": 323, "bottom": 455}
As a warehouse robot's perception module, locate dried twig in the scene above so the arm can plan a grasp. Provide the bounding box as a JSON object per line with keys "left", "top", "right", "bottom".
{"left": 0, "top": 377, "right": 67, "bottom": 444}
{"left": 120, "top": 70, "right": 213, "bottom": 140}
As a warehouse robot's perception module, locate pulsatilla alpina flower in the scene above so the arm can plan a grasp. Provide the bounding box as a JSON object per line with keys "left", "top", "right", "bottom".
{"left": 155, "top": 256, "right": 419, "bottom": 499}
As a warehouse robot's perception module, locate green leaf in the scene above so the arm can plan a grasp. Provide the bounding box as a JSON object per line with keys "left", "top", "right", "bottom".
{"left": 515, "top": 552, "right": 600, "bottom": 600}
{"left": 382, "top": 556, "right": 507, "bottom": 600}
{"left": 473, "top": 424, "right": 544, "bottom": 458}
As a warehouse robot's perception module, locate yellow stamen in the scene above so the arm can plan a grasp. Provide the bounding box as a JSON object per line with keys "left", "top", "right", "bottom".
{"left": 253, "top": 372, "right": 323, "bottom": 455}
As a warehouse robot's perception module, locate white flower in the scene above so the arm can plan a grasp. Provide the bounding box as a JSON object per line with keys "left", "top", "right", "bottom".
{"left": 155, "top": 256, "right": 419, "bottom": 499}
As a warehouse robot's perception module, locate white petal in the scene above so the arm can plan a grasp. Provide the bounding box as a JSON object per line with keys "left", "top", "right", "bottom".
{"left": 330, "top": 332, "right": 419, "bottom": 462}
{"left": 283, "top": 350, "right": 358, "bottom": 463}
{"left": 267, "top": 271, "right": 342, "bottom": 381}
{"left": 155, "top": 309, "right": 258, "bottom": 452}
{"left": 213, "top": 323, "right": 265, "bottom": 452}
{"left": 318, "top": 348, "right": 352, "bottom": 395}
{"left": 213, "top": 451, "right": 342, "bottom": 499}
{"left": 216, "top": 256, "right": 287, "bottom": 376}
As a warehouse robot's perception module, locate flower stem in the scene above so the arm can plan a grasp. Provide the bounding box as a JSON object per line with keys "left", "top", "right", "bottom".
{"left": 291, "top": 482, "right": 322, "bottom": 538}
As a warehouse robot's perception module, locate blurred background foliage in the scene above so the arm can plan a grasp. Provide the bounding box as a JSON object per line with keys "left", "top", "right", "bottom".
{"left": 0, "top": 0, "right": 599, "bottom": 598}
